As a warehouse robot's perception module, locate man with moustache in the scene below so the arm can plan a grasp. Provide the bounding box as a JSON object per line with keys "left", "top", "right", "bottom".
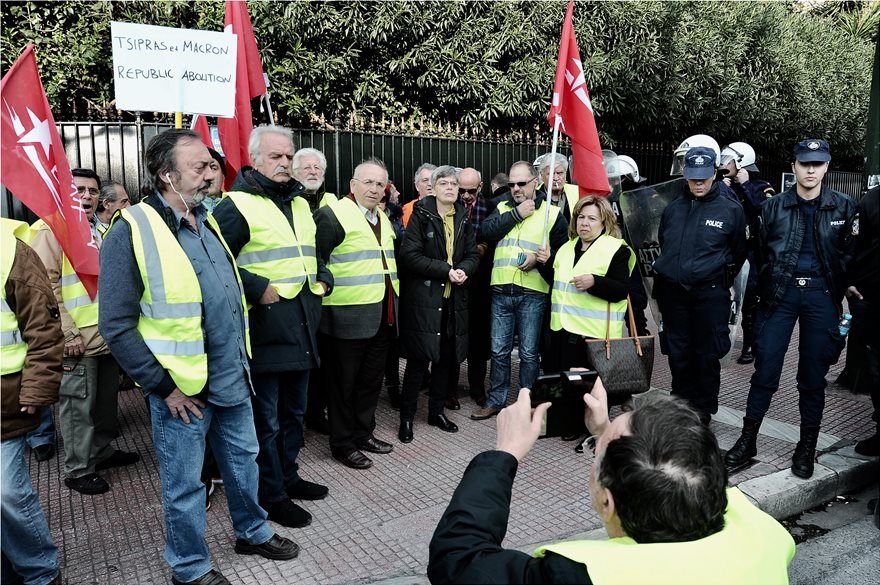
{"left": 537, "top": 153, "right": 579, "bottom": 222}
{"left": 213, "top": 126, "right": 332, "bottom": 527}
{"left": 293, "top": 147, "right": 336, "bottom": 210}
{"left": 31, "top": 168, "right": 140, "bottom": 495}
{"left": 100, "top": 129, "right": 298, "bottom": 584}
{"left": 653, "top": 147, "right": 747, "bottom": 426}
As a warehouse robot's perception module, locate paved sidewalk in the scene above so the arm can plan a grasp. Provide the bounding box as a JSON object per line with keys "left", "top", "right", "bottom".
{"left": 28, "top": 327, "right": 876, "bottom": 584}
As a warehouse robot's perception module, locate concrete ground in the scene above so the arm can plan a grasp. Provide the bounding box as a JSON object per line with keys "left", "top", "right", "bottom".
{"left": 26, "top": 324, "right": 878, "bottom": 584}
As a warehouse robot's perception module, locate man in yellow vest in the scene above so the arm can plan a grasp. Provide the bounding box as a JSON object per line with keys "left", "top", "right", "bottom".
{"left": 537, "top": 153, "right": 580, "bottom": 223}
{"left": 1, "top": 218, "right": 64, "bottom": 585}
{"left": 314, "top": 157, "right": 399, "bottom": 470}
{"left": 213, "top": 126, "right": 332, "bottom": 529}
{"left": 429, "top": 382, "right": 796, "bottom": 584}
{"left": 293, "top": 146, "right": 337, "bottom": 210}
{"left": 99, "top": 129, "right": 297, "bottom": 585}
{"left": 473, "top": 161, "right": 569, "bottom": 420}
{"left": 30, "top": 167, "right": 140, "bottom": 495}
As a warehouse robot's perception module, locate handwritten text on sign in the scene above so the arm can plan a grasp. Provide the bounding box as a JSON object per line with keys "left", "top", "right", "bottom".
{"left": 111, "top": 22, "right": 237, "bottom": 117}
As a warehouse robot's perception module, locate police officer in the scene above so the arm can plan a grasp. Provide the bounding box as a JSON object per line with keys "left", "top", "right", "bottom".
{"left": 725, "top": 139, "right": 857, "bottom": 479}
{"left": 720, "top": 142, "right": 776, "bottom": 364}
{"left": 653, "top": 146, "right": 748, "bottom": 424}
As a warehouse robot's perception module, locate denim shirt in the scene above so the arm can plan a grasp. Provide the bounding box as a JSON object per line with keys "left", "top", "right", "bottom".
{"left": 159, "top": 198, "right": 252, "bottom": 406}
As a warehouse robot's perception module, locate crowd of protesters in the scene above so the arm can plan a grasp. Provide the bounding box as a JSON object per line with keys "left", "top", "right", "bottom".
{"left": 2, "top": 125, "right": 877, "bottom": 585}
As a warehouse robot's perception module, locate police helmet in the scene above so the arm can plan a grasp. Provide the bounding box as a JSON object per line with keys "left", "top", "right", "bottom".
{"left": 670, "top": 134, "right": 720, "bottom": 177}
{"left": 720, "top": 142, "right": 759, "bottom": 172}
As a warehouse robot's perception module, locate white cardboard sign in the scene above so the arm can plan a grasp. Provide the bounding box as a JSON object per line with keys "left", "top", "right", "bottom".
{"left": 111, "top": 21, "right": 237, "bottom": 117}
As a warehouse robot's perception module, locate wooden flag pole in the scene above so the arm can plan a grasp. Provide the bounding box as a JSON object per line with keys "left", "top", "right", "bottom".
{"left": 542, "top": 114, "right": 563, "bottom": 248}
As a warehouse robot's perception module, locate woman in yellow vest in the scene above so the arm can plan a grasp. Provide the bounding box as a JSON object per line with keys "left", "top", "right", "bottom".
{"left": 545, "top": 196, "right": 635, "bottom": 374}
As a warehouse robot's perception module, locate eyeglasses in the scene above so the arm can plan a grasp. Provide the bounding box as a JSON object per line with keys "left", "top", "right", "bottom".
{"left": 354, "top": 178, "right": 387, "bottom": 190}
{"left": 507, "top": 179, "right": 535, "bottom": 189}
{"left": 76, "top": 186, "right": 100, "bottom": 196}
{"left": 458, "top": 187, "right": 479, "bottom": 195}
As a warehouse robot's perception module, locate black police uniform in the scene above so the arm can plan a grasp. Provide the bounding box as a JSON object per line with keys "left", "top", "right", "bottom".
{"left": 653, "top": 181, "right": 747, "bottom": 419}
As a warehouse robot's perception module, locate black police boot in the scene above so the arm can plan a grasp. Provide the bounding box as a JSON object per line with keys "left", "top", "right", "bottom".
{"left": 791, "top": 426, "right": 820, "bottom": 479}
{"left": 737, "top": 346, "right": 754, "bottom": 364}
{"left": 724, "top": 418, "right": 761, "bottom": 468}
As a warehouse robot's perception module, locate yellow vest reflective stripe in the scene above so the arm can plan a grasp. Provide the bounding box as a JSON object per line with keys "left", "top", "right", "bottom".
{"left": 32, "top": 220, "right": 98, "bottom": 329}
{"left": 550, "top": 235, "right": 635, "bottom": 338}
{"left": 119, "top": 204, "right": 250, "bottom": 396}
{"left": 319, "top": 192, "right": 337, "bottom": 208}
{"left": 534, "top": 488, "right": 795, "bottom": 585}
{"left": 1, "top": 219, "right": 29, "bottom": 374}
{"left": 224, "top": 191, "right": 324, "bottom": 300}
{"left": 490, "top": 200, "right": 560, "bottom": 293}
{"left": 323, "top": 197, "right": 399, "bottom": 306}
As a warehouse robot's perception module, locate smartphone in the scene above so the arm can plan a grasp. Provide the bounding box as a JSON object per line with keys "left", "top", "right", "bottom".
{"left": 516, "top": 252, "right": 527, "bottom": 266}
{"left": 530, "top": 370, "right": 598, "bottom": 438}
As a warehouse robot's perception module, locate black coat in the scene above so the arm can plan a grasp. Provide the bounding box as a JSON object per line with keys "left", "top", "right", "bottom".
{"left": 212, "top": 168, "right": 333, "bottom": 373}
{"left": 399, "top": 197, "right": 480, "bottom": 364}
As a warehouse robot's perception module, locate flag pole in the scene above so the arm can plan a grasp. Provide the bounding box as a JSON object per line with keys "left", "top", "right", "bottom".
{"left": 189, "top": 114, "right": 199, "bottom": 130}
{"left": 542, "top": 114, "right": 563, "bottom": 248}
{"left": 174, "top": 112, "right": 183, "bottom": 129}
{"left": 263, "top": 93, "right": 275, "bottom": 126}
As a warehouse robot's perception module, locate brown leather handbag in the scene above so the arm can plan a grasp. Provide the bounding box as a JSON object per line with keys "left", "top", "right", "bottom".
{"left": 583, "top": 297, "right": 654, "bottom": 396}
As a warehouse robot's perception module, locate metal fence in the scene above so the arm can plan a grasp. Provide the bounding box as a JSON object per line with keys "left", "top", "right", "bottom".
{"left": 1, "top": 121, "right": 865, "bottom": 220}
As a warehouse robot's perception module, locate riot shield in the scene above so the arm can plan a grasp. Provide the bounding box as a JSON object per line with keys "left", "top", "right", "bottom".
{"left": 723, "top": 261, "right": 750, "bottom": 366}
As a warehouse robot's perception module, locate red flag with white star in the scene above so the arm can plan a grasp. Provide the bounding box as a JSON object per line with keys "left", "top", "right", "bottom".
{"left": 548, "top": 1, "right": 610, "bottom": 197}
{"left": 1, "top": 44, "right": 98, "bottom": 297}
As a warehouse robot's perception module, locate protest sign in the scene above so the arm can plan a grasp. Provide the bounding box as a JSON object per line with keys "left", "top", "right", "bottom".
{"left": 111, "top": 21, "right": 237, "bottom": 116}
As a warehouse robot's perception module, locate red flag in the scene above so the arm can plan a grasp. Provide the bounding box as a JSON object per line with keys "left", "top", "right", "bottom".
{"left": 548, "top": 1, "right": 610, "bottom": 197}
{"left": 192, "top": 114, "right": 213, "bottom": 149}
{"left": 218, "top": 0, "right": 268, "bottom": 190}
{"left": 1, "top": 45, "right": 98, "bottom": 297}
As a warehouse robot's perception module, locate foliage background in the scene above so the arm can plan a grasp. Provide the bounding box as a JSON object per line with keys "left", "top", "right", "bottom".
{"left": 0, "top": 0, "right": 875, "bottom": 161}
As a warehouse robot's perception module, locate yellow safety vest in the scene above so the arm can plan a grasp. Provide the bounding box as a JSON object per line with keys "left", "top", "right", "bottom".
{"left": 323, "top": 197, "right": 399, "bottom": 306}
{"left": 1, "top": 219, "right": 30, "bottom": 375}
{"left": 490, "top": 200, "right": 560, "bottom": 293}
{"left": 31, "top": 220, "right": 98, "bottom": 329}
{"left": 318, "top": 192, "right": 337, "bottom": 208}
{"left": 534, "top": 488, "right": 795, "bottom": 585}
{"left": 224, "top": 191, "right": 324, "bottom": 301}
{"left": 550, "top": 235, "right": 635, "bottom": 339}
{"left": 539, "top": 182, "right": 580, "bottom": 214}
{"left": 118, "top": 203, "right": 251, "bottom": 396}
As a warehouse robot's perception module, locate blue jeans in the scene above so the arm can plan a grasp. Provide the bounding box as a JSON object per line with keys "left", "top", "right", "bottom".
{"left": 487, "top": 291, "right": 547, "bottom": 408}
{"left": 251, "top": 370, "right": 309, "bottom": 503}
{"left": 0, "top": 436, "right": 58, "bottom": 585}
{"left": 148, "top": 394, "right": 273, "bottom": 583}
{"left": 746, "top": 284, "right": 841, "bottom": 427}
{"left": 25, "top": 407, "right": 55, "bottom": 450}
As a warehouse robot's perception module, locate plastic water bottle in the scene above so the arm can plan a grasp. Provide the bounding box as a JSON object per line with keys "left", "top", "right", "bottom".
{"left": 838, "top": 314, "right": 852, "bottom": 338}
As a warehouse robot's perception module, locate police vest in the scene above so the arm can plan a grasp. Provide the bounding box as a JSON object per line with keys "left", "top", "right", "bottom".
{"left": 1, "top": 219, "right": 30, "bottom": 375}
{"left": 32, "top": 220, "right": 98, "bottom": 329}
{"left": 533, "top": 488, "right": 795, "bottom": 585}
{"left": 117, "top": 204, "right": 251, "bottom": 396}
{"left": 490, "top": 200, "right": 561, "bottom": 293}
{"left": 550, "top": 235, "right": 635, "bottom": 339}
{"left": 323, "top": 197, "right": 399, "bottom": 307}
{"left": 224, "top": 191, "right": 324, "bottom": 301}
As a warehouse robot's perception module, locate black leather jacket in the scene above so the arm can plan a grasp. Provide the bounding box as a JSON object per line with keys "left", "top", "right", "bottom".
{"left": 756, "top": 185, "right": 856, "bottom": 312}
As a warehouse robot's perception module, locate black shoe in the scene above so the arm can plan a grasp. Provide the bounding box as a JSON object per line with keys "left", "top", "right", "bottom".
{"left": 234, "top": 533, "right": 299, "bottom": 561}
{"left": 736, "top": 347, "right": 754, "bottom": 364}
{"left": 791, "top": 426, "right": 820, "bottom": 479}
{"left": 428, "top": 414, "right": 458, "bottom": 433}
{"left": 398, "top": 420, "right": 414, "bottom": 443}
{"left": 698, "top": 411, "right": 712, "bottom": 426}
{"left": 261, "top": 499, "right": 312, "bottom": 528}
{"left": 95, "top": 449, "right": 141, "bottom": 471}
{"left": 388, "top": 386, "right": 401, "bottom": 410}
{"left": 171, "top": 569, "right": 230, "bottom": 585}
{"left": 305, "top": 415, "right": 330, "bottom": 436}
{"left": 444, "top": 397, "right": 461, "bottom": 410}
{"left": 33, "top": 443, "right": 55, "bottom": 462}
{"left": 835, "top": 369, "right": 853, "bottom": 389}
{"left": 855, "top": 433, "right": 880, "bottom": 457}
{"left": 470, "top": 393, "right": 487, "bottom": 407}
{"left": 332, "top": 449, "right": 373, "bottom": 470}
{"left": 65, "top": 473, "right": 109, "bottom": 495}
{"left": 725, "top": 418, "right": 761, "bottom": 469}
{"left": 356, "top": 436, "right": 394, "bottom": 454}
{"left": 286, "top": 479, "right": 329, "bottom": 501}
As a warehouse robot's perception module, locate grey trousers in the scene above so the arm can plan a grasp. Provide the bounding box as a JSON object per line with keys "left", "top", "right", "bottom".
{"left": 59, "top": 354, "right": 120, "bottom": 478}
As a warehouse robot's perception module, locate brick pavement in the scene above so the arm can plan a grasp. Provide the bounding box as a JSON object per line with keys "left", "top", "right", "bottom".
{"left": 28, "top": 326, "right": 874, "bottom": 584}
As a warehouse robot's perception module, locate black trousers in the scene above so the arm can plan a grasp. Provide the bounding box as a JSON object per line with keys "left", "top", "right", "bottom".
{"left": 657, "top": 280, "right": 731, "bottom": 416}
{"left": 305, "top": 334, "right": 330, "bottom": 425}
{"left": 401, "top": 300, "right": 458, "bottom": 420}
{"left": 325, "top": 324, "right": 392, "bottom": 453}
